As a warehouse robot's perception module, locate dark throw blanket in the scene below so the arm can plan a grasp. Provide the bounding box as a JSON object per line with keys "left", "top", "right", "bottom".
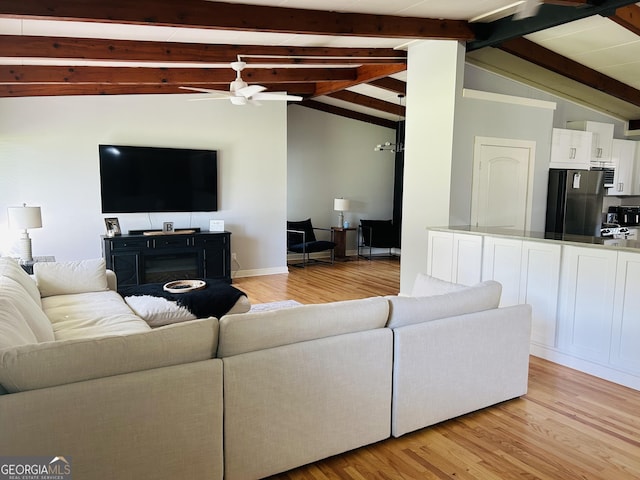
{"left": 118, "top": 279, "right": 246, "bottom": 319}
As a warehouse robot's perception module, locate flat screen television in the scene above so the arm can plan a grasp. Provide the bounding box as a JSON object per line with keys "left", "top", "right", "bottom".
{"left": 98, "top": 144, "right": 218, "bottom": 213}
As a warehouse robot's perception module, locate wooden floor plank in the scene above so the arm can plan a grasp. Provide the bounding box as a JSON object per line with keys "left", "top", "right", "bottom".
{"left": 234, "top": 260, "right": 640, "bottom": 480}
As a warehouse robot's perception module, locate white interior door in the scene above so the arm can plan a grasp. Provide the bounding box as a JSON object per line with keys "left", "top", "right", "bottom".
{"left": 471, "top": 137, "right": 536, "bottom": 231}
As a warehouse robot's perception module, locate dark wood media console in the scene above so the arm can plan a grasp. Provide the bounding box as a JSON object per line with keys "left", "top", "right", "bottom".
{"left": 102, "top": 231, "right": 231, "bottom": 288}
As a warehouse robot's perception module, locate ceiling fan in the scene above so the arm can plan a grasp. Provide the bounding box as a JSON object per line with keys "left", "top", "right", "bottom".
{"left": 471, "top": 0, "right": 543, "bottom": 22}
{"left": 180, "top": 61, "right": 303, "bottom": 105}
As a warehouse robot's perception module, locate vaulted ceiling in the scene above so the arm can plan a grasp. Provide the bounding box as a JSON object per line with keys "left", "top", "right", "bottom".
{"left": 1, "top": 1, "right": 640, "bottom": 130}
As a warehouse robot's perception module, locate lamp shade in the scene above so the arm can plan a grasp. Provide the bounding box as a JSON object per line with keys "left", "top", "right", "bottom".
{"left": 8, "top": 205, "right": 42, "bottom": 230}
{"left": 334, "top": 198, "right": 350, "bottom": 212}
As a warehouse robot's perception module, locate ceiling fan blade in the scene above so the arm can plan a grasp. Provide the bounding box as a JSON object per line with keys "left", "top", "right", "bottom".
{"left": 251, "top": 92, "right": 303, "bottom": 102}
{"left": 187, "top": 96, "right": 231, "bottom": 102}
{"left": 513, "top": 0, "right": 542, "bottom": 20}
{"left": 179, "top": 86, "right": 230, "bottom": 95}
{"left": 237, "top": 84, "right": 267, "bottom": 98}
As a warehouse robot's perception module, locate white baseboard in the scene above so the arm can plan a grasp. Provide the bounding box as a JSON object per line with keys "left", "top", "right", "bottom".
{"left": 530, "top": 343, "right": 640, "bottom": 391}
{"left": 233, "top": 266, "right": 288, "bottom": 278}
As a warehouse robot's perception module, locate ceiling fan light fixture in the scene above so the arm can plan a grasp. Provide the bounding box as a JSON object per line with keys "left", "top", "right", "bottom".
{"left": 230, "top": 96, "right": 248, "bottom": 105}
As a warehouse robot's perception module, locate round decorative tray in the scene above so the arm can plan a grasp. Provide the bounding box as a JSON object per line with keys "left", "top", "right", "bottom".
{"left": 163, "top": 279, "right": 206, "bottom": 293}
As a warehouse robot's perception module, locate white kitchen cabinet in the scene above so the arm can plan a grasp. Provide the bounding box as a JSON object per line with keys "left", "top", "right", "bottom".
{"left": 566, "top": 120, "right": 614, "bottom": 166}
{"left": 557, "top": 245, "right": 617, "bottom": 363}
{"left": 549, "top": 128, "right": 592, "bottom": 170}
{"left": 519, "top": 241, "right": 561, "bottom": 348}
{"left": 482, "top": 236, "right": 523, "bottom": 307}
{"left": 427, "top": 230, "right": 482, "bottom": 285}
{"left": 610, "top": 252, "right": 640, "bottom": 374}
{"left": 426, "top": 230, "right": 454, "bottom": 282}
{"left": 607, "top": 139, "right": 637, "bottom": 196}
{"left": 452, "top": 233, "right": 483, "bottom": 286}
{"left": 482, "top": 237, "right": 561, "bottom": 347}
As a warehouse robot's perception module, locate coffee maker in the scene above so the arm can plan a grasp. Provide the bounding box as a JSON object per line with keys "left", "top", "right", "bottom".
{"left": 609, "top": 206, "right": 640, "bottom": 226}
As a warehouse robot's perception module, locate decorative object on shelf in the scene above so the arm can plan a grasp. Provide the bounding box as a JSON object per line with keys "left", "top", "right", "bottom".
{"left": 334, "top": 198, "right": 350, "bottom": 228}
{"left": 104, "top": 217, "right": 121, "bottom": 237}
{"left": 163, "top": 279, "right": 206, "bottom": 293}
{"left": 163, "top": 222, "right": 174, "bottom": 233}
{"left": 7, "top": 203, "right": 42, "bottom": 262}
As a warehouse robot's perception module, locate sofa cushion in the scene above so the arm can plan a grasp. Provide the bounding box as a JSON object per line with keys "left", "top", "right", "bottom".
{"left": 386, "top": 281, "right": 502, "bottom": 329}
{"left": 0, "top": 297, "right": 39, "bottom": 350}
{"left": 411, "top": 273, "right": 467, "bottom": 297}
{"left": 42, "top": 290, "right": 151, "bottom": 340}
{"left": 34, "top": 258, "right": 109, "bottom": 298}
{"left": 217, "top": 297, "right": 389, "bottom": 358}
{"left": 0, "top": 257, "right": 42, "bottom": 307}
{"left": 0, "top": 317, "right": 219, "bottom": 393}
{"left": 0, "top": 276, "right": 54, "bottom": 343}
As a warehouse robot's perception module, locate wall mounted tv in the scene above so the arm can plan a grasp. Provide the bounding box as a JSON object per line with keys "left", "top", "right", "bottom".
{"left": 99, "top": 144, "right": 218, "bottom": 213}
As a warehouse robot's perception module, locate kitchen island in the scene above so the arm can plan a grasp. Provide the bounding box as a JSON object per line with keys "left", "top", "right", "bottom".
{"left": 427, "top": 226, "right": 640, "bottom": 391}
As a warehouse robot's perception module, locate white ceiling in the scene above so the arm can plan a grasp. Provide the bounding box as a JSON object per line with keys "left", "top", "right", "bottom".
{"left": 2, "top": 1, "right": 640, "bottom": 123}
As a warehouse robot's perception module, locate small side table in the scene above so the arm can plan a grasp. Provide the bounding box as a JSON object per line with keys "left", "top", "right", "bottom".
{"left": 19, "top": 256, "right": 56, "bottom": 274}
{"left": 331, "top": 227, "right": 357, "bottom": 260}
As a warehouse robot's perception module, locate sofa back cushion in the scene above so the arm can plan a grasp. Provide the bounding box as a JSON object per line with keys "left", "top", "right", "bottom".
{"left": 0, "top": 257, "right": 42, "bottom": 307}
{"left": 0, "top": 276, "right": 54, "bottom": 343}
{"left": 34, "top": 258, "right": 109, "bottom": 297}
{"left": 0, "top": 317, "right": 219, "bottom": 393}
{"left": 217, "top": 297, "right": 389, "bottom": 358}
{"left": 386, "top": 281, "right": 502, "bottom": 329}
{"left": 410, "top": 273, "right": 468, "bottom": 297}
{"left": 0, "top": 297, "right": 39, "bottom": 350}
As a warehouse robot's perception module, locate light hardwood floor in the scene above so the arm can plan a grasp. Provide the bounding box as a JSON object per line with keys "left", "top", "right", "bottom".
{"left": 233, "top": 259, "right": 640, "bottom": 480}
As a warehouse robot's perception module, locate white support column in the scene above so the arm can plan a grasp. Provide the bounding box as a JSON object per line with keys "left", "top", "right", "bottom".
{"left": 400, "top": 40, "right": 466, "bottom": 293}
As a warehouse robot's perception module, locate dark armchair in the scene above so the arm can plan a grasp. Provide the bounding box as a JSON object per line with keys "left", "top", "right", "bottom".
{"left": 287, "top": 219, "right": 336, "bottom": 267}
{"left": 358, "top": 219, "right": 399, "bottom": 260}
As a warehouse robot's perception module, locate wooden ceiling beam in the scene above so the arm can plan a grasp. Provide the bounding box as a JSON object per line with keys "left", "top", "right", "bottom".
{"left": 313, "top": 64, "right": 406, "bottom": 97}
{"left": 367, "top": 77, "right": 407, "bottom": 95}
{"left": 300, "top": 100, "right": 397, "bottom": 129}
{"left": 0, "top": 0, "right": 475, "bottom": 40}
{"left": 610, "top": 4, "right": 640, "bottom": 36}
{"left": 326, "top": 90, "right": 405, "bottom": 117}
{"left": 0, "top": 35, "right": 406, "bottom": 65}
{"left": 543, "top": 1, "right": 589, "bottom": 5}
{"left": 0, "top": 65, "right": 356, "bottom": 85}
{"left": 498, "top": 37, "right": 640, "bottom": 108}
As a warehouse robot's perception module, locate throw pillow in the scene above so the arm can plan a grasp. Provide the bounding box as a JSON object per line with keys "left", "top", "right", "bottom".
{"left": 34, "top": 258, "right": 109, "bottom": 298}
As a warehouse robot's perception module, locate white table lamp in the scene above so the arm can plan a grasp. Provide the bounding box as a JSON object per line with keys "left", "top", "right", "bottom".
{"left": 7, "top": 203, "right": 42, "bottom": 262}
{"left": 334, "top": 198, "right": 350, "bottom": 227}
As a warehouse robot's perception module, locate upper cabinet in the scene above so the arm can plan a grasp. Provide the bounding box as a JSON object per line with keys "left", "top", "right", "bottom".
{"left": 566, "top": 120, "right": 614, "bottom": 167}
{"left": 607, "top": 139, "right": 637, "bottom": 196}
{"left": 549, "top": 128, "right": 592, "bottom": 170}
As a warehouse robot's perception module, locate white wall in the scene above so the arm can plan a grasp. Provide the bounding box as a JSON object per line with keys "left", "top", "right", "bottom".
{"left": 451, "top": 93, "right": 555, "bottom": 231}
{"left": 287, "top": 105, "right": 396, "bottom": 232}
{"left": 0, "top": 94, "right": 288, "bottom": 275}
{"left": 0, "top": 95, "right": 397, "bottom": 275}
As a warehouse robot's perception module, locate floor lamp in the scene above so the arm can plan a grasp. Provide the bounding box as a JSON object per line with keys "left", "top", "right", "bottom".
{"left": 7, "top": 203, "right": 42, "bottom": 262}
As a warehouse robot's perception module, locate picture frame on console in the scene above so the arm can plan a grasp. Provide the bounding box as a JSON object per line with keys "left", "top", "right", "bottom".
{"left": 104, "top": 217, "right": 121, "bottom": 237}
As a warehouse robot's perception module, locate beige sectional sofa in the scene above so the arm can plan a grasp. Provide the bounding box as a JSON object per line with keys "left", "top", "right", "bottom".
{"left": 0, "top": 257, "right": 532, "bottom": 480}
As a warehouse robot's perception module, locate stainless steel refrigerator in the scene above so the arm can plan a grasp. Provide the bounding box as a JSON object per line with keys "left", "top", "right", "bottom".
{"left": 545, "top": 169, "right": 605, "bottom": 237}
